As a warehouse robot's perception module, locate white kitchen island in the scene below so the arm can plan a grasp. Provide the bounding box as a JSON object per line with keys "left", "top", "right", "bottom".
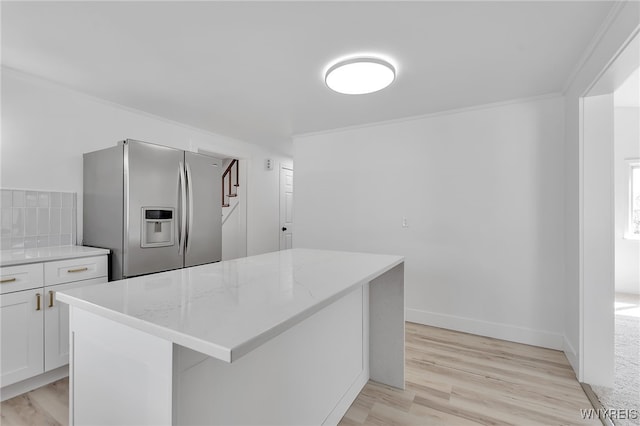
{"left": 57, "top": 248, "right": 404, "bottom": 426}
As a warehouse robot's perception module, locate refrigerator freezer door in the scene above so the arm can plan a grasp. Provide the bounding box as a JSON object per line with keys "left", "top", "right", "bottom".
{"left": 184, "top": 152, "right": 222, "bottom": 267}
{"left": 124, "top": 141, "right": 184, "bottom": 278}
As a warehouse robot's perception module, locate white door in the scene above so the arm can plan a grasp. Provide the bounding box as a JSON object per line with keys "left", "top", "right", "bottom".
{"left": 280, "top": 164, "right": 294, "bottom": 250}
{"left": 1, "top": 289, "right": 44, "bottom": 386}
{"left": 44, "top": 277, "right": 106, "bottom": 371}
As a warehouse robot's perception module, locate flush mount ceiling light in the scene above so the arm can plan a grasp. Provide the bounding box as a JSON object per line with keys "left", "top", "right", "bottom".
{"left": 325, "top": 57, "right": 396, "bottom": 95}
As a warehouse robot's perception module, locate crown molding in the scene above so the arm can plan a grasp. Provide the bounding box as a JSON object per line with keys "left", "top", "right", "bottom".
{"left": 293, "top": 92, "right": 563, "bottom": 140}
{"left": 561, "top": 1, "right": 629, "bottom": 94}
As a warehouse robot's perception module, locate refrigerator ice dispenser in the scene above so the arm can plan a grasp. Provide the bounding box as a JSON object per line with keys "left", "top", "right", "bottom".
{"left": 141, "top": 208, "right": 174, "bottom": 247}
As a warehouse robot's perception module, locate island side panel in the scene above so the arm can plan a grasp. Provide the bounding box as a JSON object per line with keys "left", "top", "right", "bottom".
{"left": 69, "top": 307, "right": 173, "bottom": 426}
{"left": 174, "top": 286, "right": 365, "bottom": 426}
{"left": 369, "top": 262, "right": 405, "bottom": 389}
{"left": 321, "top": 281, "right": 371, "bottom": 426}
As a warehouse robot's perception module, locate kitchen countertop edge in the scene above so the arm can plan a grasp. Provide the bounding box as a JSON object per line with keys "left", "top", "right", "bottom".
{"left": 56, "top": 249, "right": 404, "bottom": 364}
{"left": 0, "top": 246, "right": 110, "bottom": 267}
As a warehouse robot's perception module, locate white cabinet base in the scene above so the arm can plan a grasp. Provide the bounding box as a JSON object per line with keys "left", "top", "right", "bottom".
{"left": 0, "top": 365, "right": 68, "bottom": 402}
{"left": 176, "top": 285, "right": 364, "bottom": 426}
{"left": 0, "top": 251, "right": 108, "bottom": 400}
{"left": 45, "top": 277, "right": 106, "bottom": 371}
{"left": 68, "top": 263, "right": 405, "bottom": 426}
{"left": 70, "top": 308, "right": 173, "bottom": 426}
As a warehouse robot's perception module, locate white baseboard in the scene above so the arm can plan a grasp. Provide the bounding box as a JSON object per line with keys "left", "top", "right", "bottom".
{"left": 406, "top": 308, "right": 563, "bottom": 350}
{"left": 1, "top": 366, "right": 68, "bottom": 401}
{"left": 323, "top": 368, "right": 369, "bottom": 426}
{"left": 563, "top": 336, "right": 579, "bottom": 375}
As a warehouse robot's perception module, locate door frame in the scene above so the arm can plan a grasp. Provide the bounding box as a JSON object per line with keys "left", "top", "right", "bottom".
{"left": 578, "top": 28, "right": 639, "bottom": 385}
{"left": 279, "top": 163, "right": 294, "bottom": 250}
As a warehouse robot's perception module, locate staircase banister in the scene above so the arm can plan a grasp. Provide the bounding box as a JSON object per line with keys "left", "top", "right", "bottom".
{"left": 222, "top": 159, "right": 239, "bottom": 207}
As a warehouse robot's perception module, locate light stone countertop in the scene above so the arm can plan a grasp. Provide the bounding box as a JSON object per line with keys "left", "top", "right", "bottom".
{"left": 57, "top": 248, "right": 403, "bottom": 363}
{"left": 0, "top": 245, "right": 110, "bottom": 267}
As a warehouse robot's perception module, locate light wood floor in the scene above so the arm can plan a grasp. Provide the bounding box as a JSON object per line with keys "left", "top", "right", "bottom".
{"left": 1, "top": 322, "right": 597, "bottom": 426}
{"left": 339, "top": 323, "right": 598, "bottom": 426}
{"left": 0, "top": 376, "right": 68, "bottom": 426}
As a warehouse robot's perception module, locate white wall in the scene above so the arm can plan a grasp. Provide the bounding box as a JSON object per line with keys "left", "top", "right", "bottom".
{"left": 562, "top": 2, "right": 639, "bottom": 375}
{"left": 246, "top": 158, "right": 287, "bottom": 256}
{"left": 294, "top": 96, "right": 565, "bottom": 349}
{"left": 222, "top": 201, "right": 242, "bottom": 260}
{"left": 614, "top": 107, "right": 640, "bottom": 295}
{"left": 1, "top": 68, "right": 290, "bottom": 256}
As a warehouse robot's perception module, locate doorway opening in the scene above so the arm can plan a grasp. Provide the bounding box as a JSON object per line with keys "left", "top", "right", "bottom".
{"left": 199, "top": 149, "right": 248, "bottom": 261}
{"left": 580, "top": 30, "right": 639, "bottom": 420}
{"left": 279, "top": 163, "right": 293, "bottom": 250}
{"left": 591, "top": 68, "right": 640, "bottom": 422}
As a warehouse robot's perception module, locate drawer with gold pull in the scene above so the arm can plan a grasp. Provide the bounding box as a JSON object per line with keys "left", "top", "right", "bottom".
{"left": 44, "top": 256, "right": 108, "bottom": 285}
{"left": 0, "top": 263, "right": 44, "bottom": 294}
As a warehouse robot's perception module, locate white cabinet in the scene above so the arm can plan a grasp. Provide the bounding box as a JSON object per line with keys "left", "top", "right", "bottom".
{"left": 0, "top": 254, "right": 107, "bottom": 389}
{"left": 0, "top": 289, "right": 44, "bottom": 386}
{"left": 0, "top": 264, "right": 44, "bottom": 294}
{"left": 44, "top": 277, "right": 106, "bottom": 371}
{"left": 44, "top": 256, "right": 107, "bottom": 286}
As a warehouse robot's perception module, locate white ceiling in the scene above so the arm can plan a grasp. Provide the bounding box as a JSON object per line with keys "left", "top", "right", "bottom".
{"left": 1, "top": 1, "right": 615, "bottom": 155}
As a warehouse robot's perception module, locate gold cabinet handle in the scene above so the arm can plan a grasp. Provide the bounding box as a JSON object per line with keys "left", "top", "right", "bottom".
{"left": 36, "top": 293, "right": 41, "bottom": 311}
{"left": 0, "top": 277, "right": 17, "bottom": 283}
{"left": 49, "top": 290, "right": 54, "bottom": 308}
{"left": 67, "top": 267, "right": 88, "bottom": 273}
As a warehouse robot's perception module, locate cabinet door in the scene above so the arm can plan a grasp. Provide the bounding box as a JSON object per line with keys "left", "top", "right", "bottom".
{"left": 44, "top": 277, "right": 107, "bottom": 371}
{"left": 1, "top": 289, "right": 44, "bottom": 386}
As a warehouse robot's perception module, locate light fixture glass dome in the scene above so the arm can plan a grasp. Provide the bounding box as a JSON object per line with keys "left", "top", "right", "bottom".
{"left": 325, "top": 57, "right": 396, "bottom": 95}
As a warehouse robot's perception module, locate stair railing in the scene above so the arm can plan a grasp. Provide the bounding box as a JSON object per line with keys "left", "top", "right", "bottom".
{"left": 222, "top": 159, "right": 239, "bottom": 207}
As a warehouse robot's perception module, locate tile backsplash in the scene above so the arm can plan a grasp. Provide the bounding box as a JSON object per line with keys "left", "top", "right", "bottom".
{"left": 0, "top": 189, "right": 76, "bottom": 250}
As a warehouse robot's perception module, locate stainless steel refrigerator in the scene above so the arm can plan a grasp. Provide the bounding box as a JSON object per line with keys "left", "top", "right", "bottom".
{"left": 83, "top": 139, "right": 222, "bottom": 280}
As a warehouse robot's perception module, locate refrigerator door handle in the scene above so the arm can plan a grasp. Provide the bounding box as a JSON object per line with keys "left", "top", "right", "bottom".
{"left": 185, "top": 162, "right": 194, "bottom": 254}
{"left": 178, "top": 161, "right": 187, "bottom": 255}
